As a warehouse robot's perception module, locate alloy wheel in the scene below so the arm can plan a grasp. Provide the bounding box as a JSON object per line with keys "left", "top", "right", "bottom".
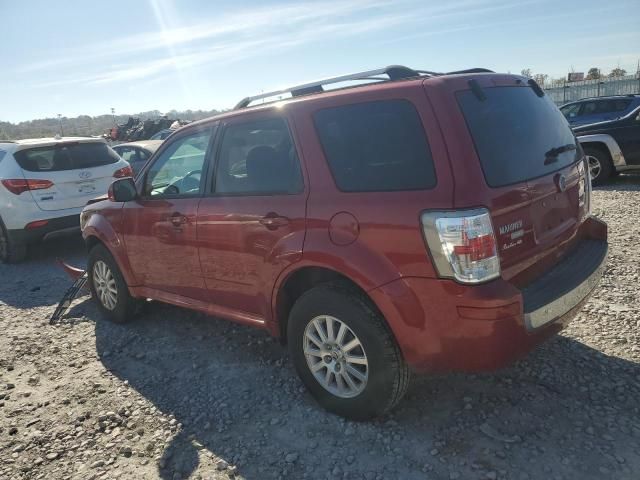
{"left": 587, "top": 155, "right": 602, "bottom": 180}
{"left": 303, "top": 315, "right": 369, "bottom": 398}
{"left": 93, "top": 260, "right": 118, "bottom": 310}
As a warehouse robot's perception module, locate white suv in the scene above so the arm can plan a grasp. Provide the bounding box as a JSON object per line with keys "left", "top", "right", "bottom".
{"left": 0, "top": 137, "right": 131, "bottom": 263}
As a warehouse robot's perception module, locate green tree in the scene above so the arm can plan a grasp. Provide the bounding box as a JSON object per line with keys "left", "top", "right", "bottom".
{"left": 608, "top": 67, "right": 627, "bottom": 78}
{"left": 586, "top": 68, "right": 601, "bottom": 80}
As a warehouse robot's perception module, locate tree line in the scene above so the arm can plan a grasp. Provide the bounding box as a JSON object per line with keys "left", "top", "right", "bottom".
{"left": 519, "top": 66, "right": 633, "bottom": 88}
{"left": 0, "top": 109, "right": 221, "bottom": 141}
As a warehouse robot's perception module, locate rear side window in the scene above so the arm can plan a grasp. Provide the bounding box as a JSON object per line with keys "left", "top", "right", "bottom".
{"left": 612, "top": 99, "right": 632, "bottom": 112}
{"left": 313, "top": 100, "right": 436, "bottom": 192}
{"left": 457, "top": 87, "right": 579, "bottom": 188}
{"left": 214, "top": 117, "right": 303, "bottom": 195}
{"left": 15, "top": 142, "right": 119, "bottom": 172}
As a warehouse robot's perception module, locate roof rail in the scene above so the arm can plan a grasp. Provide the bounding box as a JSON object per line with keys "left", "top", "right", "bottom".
{"left": 446, "top": 68, "right": 494, "bottom": 75}
{"left": 234, "top": 65, "right": 428, "bottom": 109}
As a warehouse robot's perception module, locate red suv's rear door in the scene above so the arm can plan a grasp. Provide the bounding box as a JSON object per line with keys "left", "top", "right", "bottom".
{"left": 425, "top": 75, "right": 589, "bottom": 282}
{"left": 196, "top": 112, "right": 307, "bottom": 323}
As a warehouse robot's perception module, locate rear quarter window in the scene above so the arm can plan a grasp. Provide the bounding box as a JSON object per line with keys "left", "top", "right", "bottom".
{"left": 457, "top": 86, "right": 579, "bottom": 187}
{"left": 15, "top": 142, "right": 119, "bottom": 172}
{"left": 313, "top": 100, "right": 437, "bottom": 192}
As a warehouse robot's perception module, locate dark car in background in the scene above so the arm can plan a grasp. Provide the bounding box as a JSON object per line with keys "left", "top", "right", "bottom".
{"left": 575, "top": 106, "right": 640, "bottom": 184}
{"left": 560, "top": 95, "right": 640, "bottom": 127}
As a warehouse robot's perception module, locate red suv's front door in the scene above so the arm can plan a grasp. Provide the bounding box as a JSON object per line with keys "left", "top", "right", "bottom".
{"left": 196, "top": 113, "right": 307, "bottom": 321}
{"left": 122, "top": 127, "right": 214, "bottom": 300}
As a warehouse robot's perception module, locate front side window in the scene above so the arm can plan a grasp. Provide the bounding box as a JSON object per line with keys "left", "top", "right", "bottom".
{"left": 144, "top": 129, "right": 211, "bottom": 197}
{"left": 612, "top": 99, "right": 632, "bottom": 112}
{"left": 313, "top": 100, "right": 437, "bottom": 192}
{"left": 214, "top": 117, "right": 303, "bottom": 195}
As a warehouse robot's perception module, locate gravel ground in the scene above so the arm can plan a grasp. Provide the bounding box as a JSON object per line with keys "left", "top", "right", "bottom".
{"left": 1, "top": 174, "right": 639, "bottom": 480}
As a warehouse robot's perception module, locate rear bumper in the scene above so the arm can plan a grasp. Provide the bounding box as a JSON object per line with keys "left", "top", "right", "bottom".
{"left": 369, "top": 217, "right": 608, "bottom": 373}
{"left": 7, "top": 214, "right": 80, "bottom": 245}
{"left": 522, "top": 239, "right": 607, "bottom": 330}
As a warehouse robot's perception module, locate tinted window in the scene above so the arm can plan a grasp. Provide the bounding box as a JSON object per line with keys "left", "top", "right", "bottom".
{"left": 145, "top": 130, "right": 211, "bottom": 197}
{"left": 313, "top": 100, "right": 436, "bottom": 192}
{"left": 457, "top": 87, "right": 578, "bottom": 187}
{"left": 560, "top": 103, "right": 581, "bottom": 118}
{"left": 612, "top": 99, "right": 631, "bottom": 112}
{"left": 582, "top": 100, "right": 623, "bottom": 115}
{"left": 215, "top": 117, "right": 303, "bottom": 195}
{"left": 15, "top": 142, "right": 119, "bottom": 172}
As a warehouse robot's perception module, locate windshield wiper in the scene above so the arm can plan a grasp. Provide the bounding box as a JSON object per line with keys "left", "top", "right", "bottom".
{"left": 544, "top": 144, "right": 576, "bottom": 164}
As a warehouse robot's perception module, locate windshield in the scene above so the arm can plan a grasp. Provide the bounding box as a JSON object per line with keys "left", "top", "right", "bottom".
{"left": 457, "top": 86, "right": 579, "bottom": 187}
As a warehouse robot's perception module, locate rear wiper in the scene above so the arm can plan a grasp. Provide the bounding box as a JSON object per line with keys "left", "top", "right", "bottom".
{"left": 544, "top": 144, "right": 576, "bottom": 164}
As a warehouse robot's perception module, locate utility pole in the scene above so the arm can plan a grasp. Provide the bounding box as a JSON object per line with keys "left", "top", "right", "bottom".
{"left": 111, "top": 108, "right": 116, "bottom": 126}
{"left": 57, "top": 114, "right": 64, "bottom": 137}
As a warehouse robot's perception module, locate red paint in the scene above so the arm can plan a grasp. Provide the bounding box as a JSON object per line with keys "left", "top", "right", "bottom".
{"left": 82, "top": 73, "right": 607, "bottom": 373}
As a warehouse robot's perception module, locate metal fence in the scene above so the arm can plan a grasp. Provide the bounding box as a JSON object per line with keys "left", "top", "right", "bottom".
{"left": 544, "top": 74, "right": 640, "bottom": 105}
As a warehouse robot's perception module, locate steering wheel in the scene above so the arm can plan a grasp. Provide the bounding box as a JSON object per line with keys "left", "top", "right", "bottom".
{"left": 180, "top": 169, "right": 202, "bottom": 193}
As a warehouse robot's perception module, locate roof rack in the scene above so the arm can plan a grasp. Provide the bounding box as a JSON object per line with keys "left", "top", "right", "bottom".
{"left": 234, "top": 65, "right": 495, "bottom": 109}
{"left": 234, "top": 65, "right": 420, "bottom": 109}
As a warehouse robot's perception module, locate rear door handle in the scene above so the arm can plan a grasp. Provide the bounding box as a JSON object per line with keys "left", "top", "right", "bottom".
{"left": 169, "top": 212, "right": 188, "bottom": 227}
{"left": 259, "top": 213, "right": 289, "bottom": 230}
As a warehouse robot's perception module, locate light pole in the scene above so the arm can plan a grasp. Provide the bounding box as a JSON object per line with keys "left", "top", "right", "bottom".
{"left": 57, "top": 114, "right": 64, "bottom": 137}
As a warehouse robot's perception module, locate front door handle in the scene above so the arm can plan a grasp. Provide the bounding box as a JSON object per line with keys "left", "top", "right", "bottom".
{"left": 259, "top": 213, "right": 290, "bottom": 230}
{"left": 169, "top": 212, "right": 188, "bottom": 227}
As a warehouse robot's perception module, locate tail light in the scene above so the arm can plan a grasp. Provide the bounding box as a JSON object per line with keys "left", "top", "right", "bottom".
{"left": 578, "top": 158, "right": 591, "bottom": 216}
{"left": 421, "top": 208, "right": 500, "bottom": 284}
{"left": 1, "top": 179, "right": 54, "bottom": 195}
{"left": 113, "top": 165, "right": 133, "bottom": 178}
{"left": 25, "top": 220, "right": 49, "bottom": 230}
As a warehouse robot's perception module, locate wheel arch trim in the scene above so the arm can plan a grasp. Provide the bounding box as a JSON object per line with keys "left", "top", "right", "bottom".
{"left": 577, "top": 134, "right": 626, "bottom": 168}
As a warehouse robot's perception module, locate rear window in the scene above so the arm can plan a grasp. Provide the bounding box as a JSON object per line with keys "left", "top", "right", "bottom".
{"left": 14, "top": 142, "right": 119, "bottom": 172}
{"left": 457, "top": 87, "right": 579, "bottom": 187}
{"left": 313, "top": 100, "right": 437, "bottom": 192}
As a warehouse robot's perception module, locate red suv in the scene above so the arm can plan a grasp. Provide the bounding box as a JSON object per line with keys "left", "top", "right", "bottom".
{"left": 81, "top": 66, "right": 608, "bottom": 419}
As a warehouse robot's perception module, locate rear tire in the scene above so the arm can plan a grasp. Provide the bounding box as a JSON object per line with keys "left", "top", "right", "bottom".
{"left": 0, "top": 221, "right": 27, "bottom": 264}
{"left": 288, "top": 283, "right": 410, "bottom": 420}
{"left": 88, "top": 244, "right": 138, "bottom": 323}
{"left": 583, "top": 145, "right": 613, "bottom": 186}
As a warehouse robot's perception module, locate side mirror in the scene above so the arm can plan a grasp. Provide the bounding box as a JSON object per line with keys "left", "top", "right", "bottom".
{"left": 108, "top": 177, "right": 138, "bottom": 202}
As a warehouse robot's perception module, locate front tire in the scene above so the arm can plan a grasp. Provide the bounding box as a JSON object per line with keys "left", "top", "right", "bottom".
{"left": 88, "top": 244, "right": 138, "bottom": 323}
{"left": 584, "top": 145, "right": 613, "bottom": 186}
{"left": 288, "top": 283, "right": 410, "bottom": 420}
